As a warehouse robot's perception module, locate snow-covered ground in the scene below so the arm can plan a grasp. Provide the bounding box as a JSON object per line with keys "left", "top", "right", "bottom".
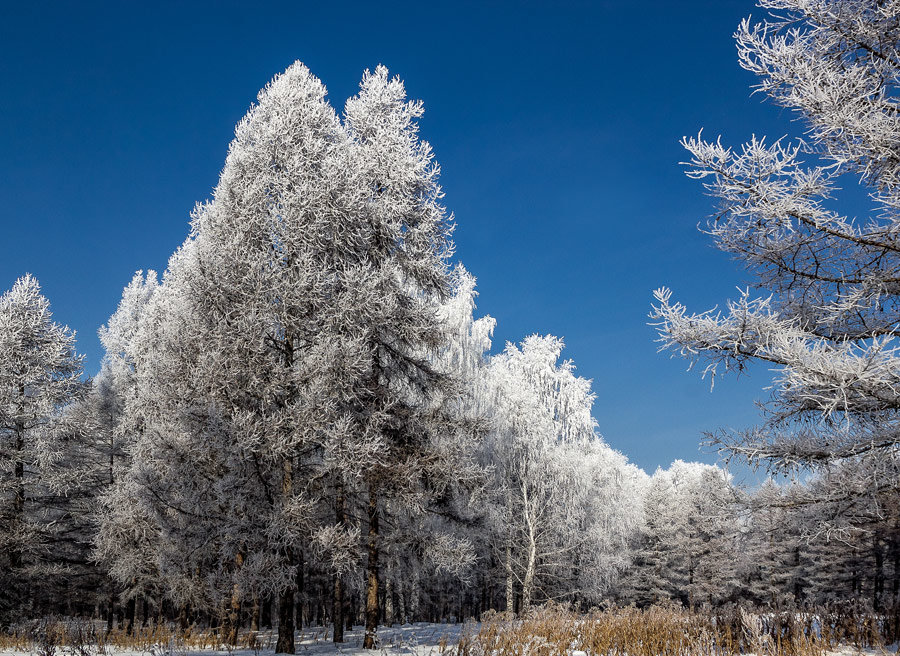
{"left": 241, "top": 623, "right": 471, "bottom": 656}
{"left": 0, "top": 622, "right": 474, "bottom": 656}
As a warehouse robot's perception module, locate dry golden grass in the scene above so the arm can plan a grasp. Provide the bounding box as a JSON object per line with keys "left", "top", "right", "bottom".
{"left": 0, "top": 618, "right": 268, "bottom": 654}
{"left": 0, "top": 603, "right": 895, "bottom": 655}
{"left": 456, "top": 603, "right": 885, "bottom": 656}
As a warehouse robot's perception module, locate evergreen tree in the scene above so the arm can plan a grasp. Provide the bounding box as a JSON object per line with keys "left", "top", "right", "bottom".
{"left": 0, "top": 275, "right": 84, "bottom": 620}
{"left": 99, "top": 62, "right": 478, "bottom": 652}
{"left": 652, "top": 0, "right": 900, "bottom": 514}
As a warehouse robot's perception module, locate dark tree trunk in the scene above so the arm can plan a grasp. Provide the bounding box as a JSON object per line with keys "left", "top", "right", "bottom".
{"left": 106, "top": 591, "right": 115, "bottom": 634}
{"left": 875, "top": 536, "right": 885, "bottom": 612}
{"left": 793, "top": 546, "right": 803, "bottom": 601}
{"left": 276, "top": 578, "right": 295, "bottom": 654}
{"left": 10, "top": 427, "right": 25, "bottom": 570}
{"left": 227, "top": 588, "right": 241, "bottom": 646}
{"left": 125, "top": 596, "right": 137, "bottom": 636}
{"left": 295, "top": 551, "right": 304, "bottom": 631}
{"left": 334, "top": 575, "right": 345, "bottom": 643}
{"left": 178, "top": 604, "right": 190, "bottom": 633}
{"left": 224, "top": 551, "right": 244, "bottom": 645}
{"left": 363, "top": 486, "right": 380, "bottom": 649}
{"left": 276, "top": 451, "right": 295, "bottom": 654}
{"left": 251, "top": 595, "right": 260, "bottom": 633}
{"left": 334, "top": 481, "right": 346, "bottom": 643}
{"left": 262, "top": 596, "right": 272, "bottom": 629}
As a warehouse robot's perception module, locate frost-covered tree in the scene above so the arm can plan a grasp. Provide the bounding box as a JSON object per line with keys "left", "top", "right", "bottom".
{"left": 155, "top": 64, "right": 350, "bottom": 652}
{"left": 337, "top": 64, "right": 475, "bottom": 650}
{"left": 555, "top": 436, "right": 646, "bottom": 605}
{"left": 99, "top": 62, "right": 478, "bottom": 652}
{"left": 485, "top": 335, "right": 642, "bottom": 611}
{"left": 98, "top": 248, "right": 222, "bottom": 625}
{"left": 348, "top": 265, "right": 492, "bottom": 624}
{"left": 784, "top": 464, "right": 900, "bottom": 608}
{"left": 85, "top": 272, "right": 160, "bottom": 517}
{"left": 85, "top": 271, "right": 159, "bottom": 629}
{"left": 622, "top": 461, "right": 738, "bottom": 608}
{"left": 0, "top": 275, "right": 84, "bottom": 620}
{"left": 731, "top": 472, "right": 900, "bottom": 609}
{"left": 651, "top": 0, "right": 900, "bottom": 505}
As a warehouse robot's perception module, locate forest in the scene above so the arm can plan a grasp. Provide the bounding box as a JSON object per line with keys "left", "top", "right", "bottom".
{"left": 3, "top": 0, "right": 900, "bottom": 654}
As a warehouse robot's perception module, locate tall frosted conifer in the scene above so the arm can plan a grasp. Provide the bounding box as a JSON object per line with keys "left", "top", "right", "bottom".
{"left": 341, "top": 66, "right": 464, "bottom": 649}
{"left": 104, "top": 63, "right": 469, "bottom": 652}
{"left": 88, "top": 271, "right": 159, "bottom": 630}
{"left": 0, "top": 275, "right": 83, "bottom": 619}
{"left": 110, "top": 65, "right": 353, "bottom": 653}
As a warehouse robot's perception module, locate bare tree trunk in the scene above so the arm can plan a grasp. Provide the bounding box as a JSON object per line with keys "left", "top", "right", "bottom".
{"left": 504, "top": 534, "right": 515, "bottom": 614}
{"left": 106, "top": 590, "right": 115, "bottom": 634}
{"left": 276, "top": 456, "right": 295, "bottom": 654}
{"left": 333, "top": 575, "right": 344, "bottom": 643}
{"left": 334, "top": 482, "right": 345, "bottom": 643}
{"left": 893, "top": 536, "right": 900, "bottom": 642}
{"left": 522, "top": 541, "right": 536, "bottom": 612}
{"left": 521, "top": 483, "right": 537, "bottom": 612}
{"left": 10, "top": 424, "right": 24, "bottom": 570}
{"left": 178, "top": 604, "right": 190, "bottom": 633}
{"left": 363, "top": 486, "right": 379, "bottom": 649}
{"left": 893, "top": 537, "right": 900, "bottom": 606}
{"left": 276, "top": 574, "right": 295, "bottom": 654}
{"left": 384, "top": 580, "right": 394, "bottom": 627}
{"left": 125, "top": 596, "right": 136, "bottom": 636}
{"left": 295, "top": 550, "right": 304, "bottom": 631}
{"left": 875, "top": 535, "right": 885, "bottom": 612}
{"left": 398, "top": 581, "right": 407, "bottom": 625}
{"left": 247, "top": 594, "right": 260, "bottom": 651}
{"left": 223, "top": 552, "right": 244, "bottom": 645}
{"left": 227, "top": 586, "right": 241, "bottom": 644}
{"left": 262, "top": 597, "right": 272, "bottom": 629}
{"left": 250, "top": 595, "right": 260, "bottom": 633}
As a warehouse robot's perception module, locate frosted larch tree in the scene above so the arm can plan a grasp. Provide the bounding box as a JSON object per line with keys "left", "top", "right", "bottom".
{"left": 86, "top": 270, "right": 159, "bottom": 630}
{"left": 624, "top": 461, "right": 737, "bottom": 607}
{"left": 0, "top": 275, "right": 84, "bottom": 620}
{"left": 651, "top": 0, "right": 900, "bottom": 504}
{"left": 104, "top": 63, "right": 354, "bottom": 653}
{"left": 341, "top": 65, "right": 479, "bottom": 649}
{"left": 100, "top": 62, "right": 476, "bottom": 652}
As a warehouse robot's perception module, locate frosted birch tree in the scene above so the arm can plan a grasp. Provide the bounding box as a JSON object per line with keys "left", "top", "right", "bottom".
{"left": 651, "top": 0, "right": 900, "bottom": 503}
{"left": 0, "top": 275, "right": 84, "bottom": 620}
{"left": 485, "top": 335, "right": 642, "bottom": 611}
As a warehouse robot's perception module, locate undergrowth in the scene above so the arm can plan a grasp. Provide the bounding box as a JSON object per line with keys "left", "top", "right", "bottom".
{"left": 0, "top": 602, "right": 896, "bottom": 654}
{"left": 457, "top": 602, "right": 895, "bottom": 656}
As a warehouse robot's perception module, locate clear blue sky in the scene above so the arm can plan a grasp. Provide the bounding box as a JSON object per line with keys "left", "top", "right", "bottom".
{"left": 0, "top": 1, "right": 808, "bottom": 476}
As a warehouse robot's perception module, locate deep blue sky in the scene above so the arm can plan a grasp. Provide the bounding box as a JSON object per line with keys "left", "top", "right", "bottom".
{"left": 0, "top": 1, "right": 812, "bottom": 477}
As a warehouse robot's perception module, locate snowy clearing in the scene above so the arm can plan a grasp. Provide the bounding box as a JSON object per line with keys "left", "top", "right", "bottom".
{"left": 0, "top": 623, "right": 473, "bottom": 656}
